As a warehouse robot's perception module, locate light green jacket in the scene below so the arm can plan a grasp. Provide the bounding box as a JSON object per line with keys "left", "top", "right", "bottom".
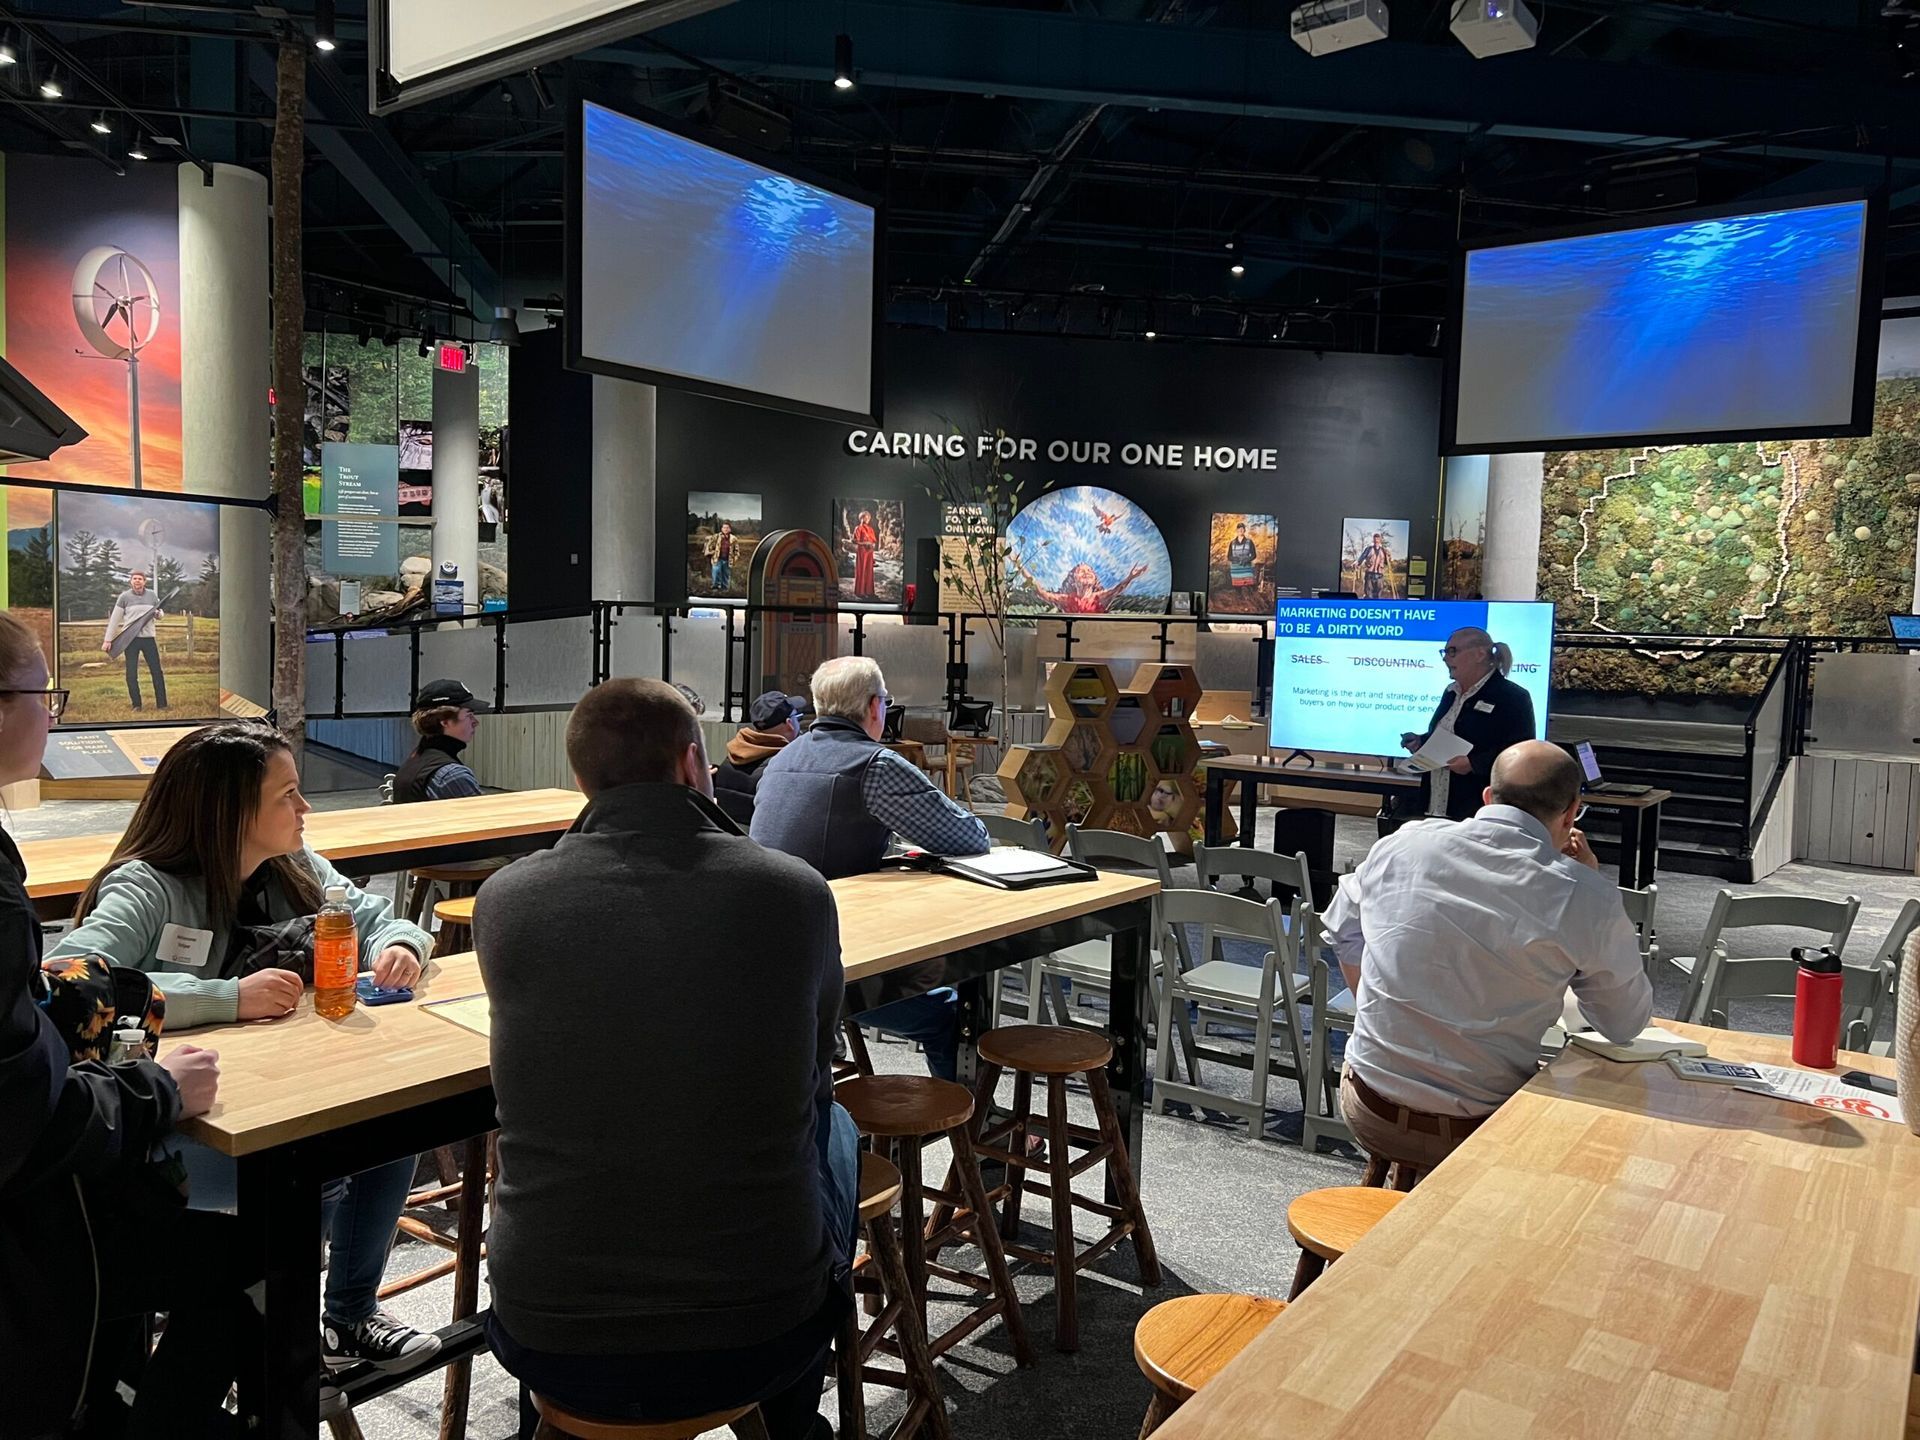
{"left": 46, "top": 846, "right": 431, "bottom": 1029}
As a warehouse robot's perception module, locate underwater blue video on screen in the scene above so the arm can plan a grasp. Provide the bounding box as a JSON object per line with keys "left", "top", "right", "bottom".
{"left": 579, "top": 100, "right": 876, "bottom": 417}
{"left": 1453, "top": 199, "right": 1869, "bottom": 450}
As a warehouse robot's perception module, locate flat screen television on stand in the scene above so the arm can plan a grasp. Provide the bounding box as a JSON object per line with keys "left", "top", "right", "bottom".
{"left": 1267, "top": 598, "right": 1556, "bottom": 761}
{"left": 1888, "top": 614, "right": 1920, "bottom": 652}
{"left": 567, "top": 95, "right": 882, "bottom": 426}
{"left": 1443, "top": 193, "right": 1884, "bottom": 456}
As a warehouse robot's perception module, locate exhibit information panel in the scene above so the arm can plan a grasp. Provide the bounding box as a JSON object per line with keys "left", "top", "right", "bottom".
{"left": 1268, "top": 599, "right": 1554, "bottom": 755}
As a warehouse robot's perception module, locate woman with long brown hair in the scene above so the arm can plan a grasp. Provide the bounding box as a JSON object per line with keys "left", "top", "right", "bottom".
{"left": 0, "top": 611, "right": 232, "bottom": 1432}
{"left": 52, "top": 721, "right": 441, "bottom": 1374}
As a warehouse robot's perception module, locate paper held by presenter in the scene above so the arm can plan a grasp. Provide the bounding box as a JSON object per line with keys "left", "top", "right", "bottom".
{"left": 1404, "top": 730, "right": 1472, "bottom": 773}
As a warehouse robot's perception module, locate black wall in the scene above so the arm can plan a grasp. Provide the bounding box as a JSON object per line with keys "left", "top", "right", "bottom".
{"left": 509, "top": 327, "right": 1443, "bottom": 608}
{"left": 655, "top": 330, "right": 1442, "bottom": 606}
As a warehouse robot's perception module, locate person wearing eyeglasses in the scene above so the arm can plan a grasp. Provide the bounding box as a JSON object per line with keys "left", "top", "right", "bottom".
{"left": 1324, "top": 741, "right": 1651, "bottom": 1183}
{"left": 1397, "top": 625, "right": 1536, "bottom": 822}
{"left": 0, "top": 611, "right": 239, "bottom": 1434}
{"left": 751, "top": 655, "right": 988, "bottom": 1082}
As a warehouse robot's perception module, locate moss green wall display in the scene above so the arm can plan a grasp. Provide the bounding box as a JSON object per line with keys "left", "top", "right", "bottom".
{"left": 1541, "top": 374, "right": 1920, "bottom": 697}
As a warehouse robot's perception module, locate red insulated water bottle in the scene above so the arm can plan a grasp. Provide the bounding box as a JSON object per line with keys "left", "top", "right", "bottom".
{"left": 1791, "top": 945, "right": 1843, "bottom": 1069}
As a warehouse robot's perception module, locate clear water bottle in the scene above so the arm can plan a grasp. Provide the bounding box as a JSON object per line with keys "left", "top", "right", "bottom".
{"left": 314, "top": 884, "right": 358, "bottom": 1021}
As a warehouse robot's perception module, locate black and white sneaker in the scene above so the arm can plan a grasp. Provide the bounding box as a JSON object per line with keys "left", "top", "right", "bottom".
{"left": 321, "top": 1311, "right": 443, "bottom": 1372}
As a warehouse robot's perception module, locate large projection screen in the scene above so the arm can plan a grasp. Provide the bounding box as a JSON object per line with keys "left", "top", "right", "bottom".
{"left": 370, "top": 0, "right": 734, "bottom": 114}
{"left": 1445, "top": 195, "right": 1882, "bottom": 456}
{"left": 568, "top": 99, "right": 880, "bottom": 425}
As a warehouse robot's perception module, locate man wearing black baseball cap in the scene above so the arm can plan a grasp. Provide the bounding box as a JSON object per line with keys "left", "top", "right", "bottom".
{"left": 392, "top": 678, "right": 492, "bottom": 805}
{"left": 711, "top": 691, "right": 812, "bottom": 826}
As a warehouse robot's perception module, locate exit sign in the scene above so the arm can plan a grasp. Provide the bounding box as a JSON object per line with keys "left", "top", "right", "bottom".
{"left": 436, "top": 342, "right": 468, "bottom": 373}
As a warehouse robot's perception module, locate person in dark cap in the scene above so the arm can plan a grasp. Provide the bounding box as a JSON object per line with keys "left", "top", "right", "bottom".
{"left": 711, "top": 690, "right": 812, "bottom": 826}
{"left": 392, "top": 678, "right": 493, "bottom": 804}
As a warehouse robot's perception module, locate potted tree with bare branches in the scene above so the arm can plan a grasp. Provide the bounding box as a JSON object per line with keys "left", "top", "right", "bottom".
{"left": 917, "top": 419, "right": 1051, "bottom": 770}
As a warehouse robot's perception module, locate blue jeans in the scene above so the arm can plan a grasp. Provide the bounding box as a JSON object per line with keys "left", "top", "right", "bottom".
{"left": 858, "top": 987, "right": 960, "bottom": 1081}
{"left": 179, "top": 1145, "right": 415, "bottom": 1322}
{"left": 711, "top": 560, "right": 731, "bottom": 591}
{"left": 319, "top": 1157, "right": 417, "bottom": 1322}
{"left": 497, "top": 1101, "right": 860, "bottom": 1440}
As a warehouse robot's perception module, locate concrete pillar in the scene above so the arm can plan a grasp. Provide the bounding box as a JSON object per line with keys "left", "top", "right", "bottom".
{"left": 431, "top": 361, "right": 480, "bottom": 613}
{"left": 1483, "top": 451, "right": 1546, "bottom": 601}
{"left": 590, "top": 375, "right": 656, "bottom": 601}
{"left": 177, "top": 162, "right": 270, "bottom": 706}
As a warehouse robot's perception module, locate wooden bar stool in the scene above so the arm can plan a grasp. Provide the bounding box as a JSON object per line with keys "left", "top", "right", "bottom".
{"left": 404, "top": 862, "right": 497, "bottom": 926}
{"left": 1133, "top": 1293, "right": 1286, "bottom": 1437}
{"left": 834, "top": 1075, "right": 1034, "bottom": 1370}
{"left": 958, "top": 1024, "right": 1160, "bottom": 1352}
{"left": 530, "top": 1394, "right": 770, "bottom": 1439}
{"left": 834, "top": 1016, "right": 876, "bottom": 1084}
{"left": 1286, "top": 1186, "right": 1404, "bottom": 1299}
{"left": 433, "top": 895, "right": 476, "bottom": 955}
{"left": 377, "top": 1134, "right": 492, "bottom": 1440}
{"left": 837, "top": 1152, "right": 952, "bottom": 1440}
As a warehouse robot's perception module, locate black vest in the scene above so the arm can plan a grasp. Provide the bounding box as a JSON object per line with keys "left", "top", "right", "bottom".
{"left": 747, "top": 718, "right": 892, "bottom": 879}
{"left": 393, "top": 734, "right": 466, "bottom": 805}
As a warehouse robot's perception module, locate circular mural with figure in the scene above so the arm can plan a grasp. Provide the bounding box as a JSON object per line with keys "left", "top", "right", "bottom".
{"left": 1005, "top": 485, "right": 1173, "bottom": 616}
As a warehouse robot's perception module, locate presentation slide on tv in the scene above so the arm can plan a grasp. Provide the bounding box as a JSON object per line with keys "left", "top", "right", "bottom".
{"left": 1268, "top": 599, "right": 1553, "bottom": 756}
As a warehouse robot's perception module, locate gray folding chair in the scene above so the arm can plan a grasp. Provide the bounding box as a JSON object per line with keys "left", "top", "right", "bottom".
{"left": 1671, "top": 890, "right": 1862, "bottom": 1028}
{"left": 1194, "top": 844, "right": 1350, "bottom": 1151}
{"left": 1847, "top": 898, "right": 1920, "bottom": 1055}
{"left": 1151, "top": 889, "right": 1309, "bottom": 1142}
{"left": 983, "top": 813, "right": 1050, "bottom": 851}
{"left": 1040, "top": 826, "right": 1199, "bottom": 1083}
{"left": 1619, "top": 884, "right": 1659, "bottom": 981}
{"left": 982, "top": 812, "right": 1052, "bottom": 1023}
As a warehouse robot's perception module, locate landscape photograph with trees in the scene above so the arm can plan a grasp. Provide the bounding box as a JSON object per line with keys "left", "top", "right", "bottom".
{"left": 56, "top": 491, "right": 222, "bottom": 724}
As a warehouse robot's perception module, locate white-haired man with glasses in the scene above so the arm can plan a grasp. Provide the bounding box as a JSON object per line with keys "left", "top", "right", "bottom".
{"left": 751, "top": 655, "right": 989, "bottom": 1081}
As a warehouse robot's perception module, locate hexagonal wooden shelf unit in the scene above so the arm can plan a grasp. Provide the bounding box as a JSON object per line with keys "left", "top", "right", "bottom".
{"left": 1000, "top": 660, "right": 1207, "bottom": 852}
{"left": 1047, "top": 662, "right": 1120, "bottom": 720}
{"left": 1146, "top": 722, "right": 1201, "bottom": 782}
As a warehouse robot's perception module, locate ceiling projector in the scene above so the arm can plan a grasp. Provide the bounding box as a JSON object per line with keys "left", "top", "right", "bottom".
{"left": 1290, "top": 0, "right": 1389, "bottom": 55}
{"left": 1450, "top": 0, "right": 1540, "bottom": 57}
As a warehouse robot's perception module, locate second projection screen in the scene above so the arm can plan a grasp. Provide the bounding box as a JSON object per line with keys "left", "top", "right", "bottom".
{"left": 576, "top": 100, "right": 876, "bottom": 422}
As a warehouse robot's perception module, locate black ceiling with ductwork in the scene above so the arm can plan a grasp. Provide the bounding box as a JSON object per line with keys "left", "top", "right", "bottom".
{"left": 1, "top": 0, "right": 1914, "bottom": 355}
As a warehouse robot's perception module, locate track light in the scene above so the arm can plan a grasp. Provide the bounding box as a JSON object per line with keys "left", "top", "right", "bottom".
{"left": 1144, "top": 330, "right": 1156, "bottom": 340}
{"left": 833, "top": 33, "right": 854, "bottom": 90}
{"left": 417, "top": 334, "right": 431, "bottom": 359}
{"left": 488, "top": 307, "right": 523, "bottom": 347}
{"left": 0, "top": 40, "right": 15, "bottom": 68}
{"left": 1230, "top": 262, "right": 1246, "bottom": 277}
{"left": 91, "top": 111, "right": 111, "bottom": 134}
{"left": 127, "top": 135, "right": 149, "bottom": 161}
{"left": 38, "top": 72, "right": 62, "bottom": 100}
{"left": 313, "top": 0, "right": 336, "bottom": 51}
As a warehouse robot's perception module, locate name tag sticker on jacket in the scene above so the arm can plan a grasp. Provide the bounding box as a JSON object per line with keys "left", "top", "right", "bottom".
{"left": 156, "top": 923, "right": 214, "bottom": 969}
{"left": 1474, "top": 700, "right": 1496, "bottom": 713}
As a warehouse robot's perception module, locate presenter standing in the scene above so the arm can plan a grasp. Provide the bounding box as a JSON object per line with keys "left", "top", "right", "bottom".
{"left": 1399, "top": 626, "right": 1534, "bottom": 821}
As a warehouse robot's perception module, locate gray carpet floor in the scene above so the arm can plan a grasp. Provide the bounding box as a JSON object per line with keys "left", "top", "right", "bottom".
{"left": 13, "top": 789, "right": 1919, "bottom": 1440}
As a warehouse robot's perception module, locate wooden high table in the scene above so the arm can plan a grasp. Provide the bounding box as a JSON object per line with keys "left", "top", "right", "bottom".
{"left": 1153, "top": 1021, "right": 1920, "bottom": 1440}
{"left": 15, "top": 788, "right": 588, "bottom": 916}
{"left": 174, "top": 867, "right": 1159, "bottom": 1438}
{"left": 1201, "top": 753, "right": 1423, "bottom": 894}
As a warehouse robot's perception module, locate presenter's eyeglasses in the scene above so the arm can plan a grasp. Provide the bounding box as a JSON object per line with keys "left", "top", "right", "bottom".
{"left": 0, "top": 687, "right": 69, "bottom": 718}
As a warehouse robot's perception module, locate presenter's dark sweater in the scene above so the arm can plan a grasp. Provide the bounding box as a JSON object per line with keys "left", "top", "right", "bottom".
{"left": 1420, "top": 670, "right": 1537, "bottom": 821}
{"left": 473, "top": 783, "right": 842, "bottom": 1355}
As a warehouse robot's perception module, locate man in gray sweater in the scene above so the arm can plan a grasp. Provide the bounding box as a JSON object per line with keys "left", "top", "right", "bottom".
{"left": 475, "top": 678, "right": 855, "bottom": 1440}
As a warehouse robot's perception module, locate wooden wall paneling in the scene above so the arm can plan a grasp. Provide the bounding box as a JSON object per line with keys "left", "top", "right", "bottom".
{"left": 1883, "top": 764, "right": 1913, "bottom": 872}
{"left": 1853, "top": 761, "right": 1883, "bottom": 868}
{"left": 1828, "top": 759, "right": 1856, "bottom": 866}
{"left": 1804, "top": 757, "right": 1834, "bottom": 863}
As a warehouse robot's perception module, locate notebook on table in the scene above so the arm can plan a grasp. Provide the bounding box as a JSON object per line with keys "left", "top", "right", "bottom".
{"left": 1568, "top": 1025, "right": 1709, "bottom": 1061}
{"left": 937, "top": 848, "right": 1096, "bottom": 890}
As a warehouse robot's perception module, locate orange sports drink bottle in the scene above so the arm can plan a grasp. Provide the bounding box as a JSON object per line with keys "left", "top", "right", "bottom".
{"left": 313, "top": 884, "right": 358, "bottom": 1020}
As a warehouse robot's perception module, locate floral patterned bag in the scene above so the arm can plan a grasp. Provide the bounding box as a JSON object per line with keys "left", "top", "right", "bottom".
{"left": 36, "top": 954, "right": 168, "bottom": 1063}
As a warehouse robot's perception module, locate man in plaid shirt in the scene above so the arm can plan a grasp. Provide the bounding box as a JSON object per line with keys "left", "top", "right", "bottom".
{"left": 751, "top": 656, "right": 989, "bottom": 1079}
